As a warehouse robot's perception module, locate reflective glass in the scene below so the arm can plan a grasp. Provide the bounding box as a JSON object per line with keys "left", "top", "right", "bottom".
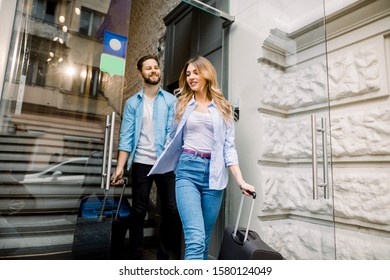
{"left": 0, "top": 0, "right": 131, "bottom": 259}
{"left": 182, "top": 0, "right": 233, "bottom": 22}
{"left": 232, "top": 0, "right": 335, "bottom": 259}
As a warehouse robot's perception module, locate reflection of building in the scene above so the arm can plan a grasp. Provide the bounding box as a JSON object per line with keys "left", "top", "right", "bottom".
{"left": 0, "top": 1, "right": 132, "bottom": 260}
{"left": 14, "top": 0, "right": 112, "bottom": 117}
{"left": 1, "top": 0, "right": 126, "bottom": 170}
{"left": 2, "top": 0, "right": 390, "bottom": 260}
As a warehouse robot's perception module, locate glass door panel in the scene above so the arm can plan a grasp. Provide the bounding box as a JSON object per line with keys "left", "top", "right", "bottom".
{"left": 325, "top": 0, "right": 390, "bottom": 259}
{"left": 181, "top": 0, "right": 233, "bottom": 23}
{"left": 252, "top": 0, "right": 335, "bottom": 259}
{"left": 0, "top": 0, "right": 130, "bottom": 259}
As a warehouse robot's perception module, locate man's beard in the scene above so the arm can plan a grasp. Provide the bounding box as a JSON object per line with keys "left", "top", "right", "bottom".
{"left": 143, "top": 73, "right": 160, "bottom": 85}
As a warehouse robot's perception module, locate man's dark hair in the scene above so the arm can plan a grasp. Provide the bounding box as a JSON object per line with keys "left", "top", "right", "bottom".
{"left": 137, "top": 54, "right": 159, "bottom": 71}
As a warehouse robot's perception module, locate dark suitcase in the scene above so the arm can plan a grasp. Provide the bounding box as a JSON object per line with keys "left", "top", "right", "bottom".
{"left": 218, "top": 191, "right": 284, "bottom": 260}
{"left": 72, "top": 177, "right": 131, "bottom": 259}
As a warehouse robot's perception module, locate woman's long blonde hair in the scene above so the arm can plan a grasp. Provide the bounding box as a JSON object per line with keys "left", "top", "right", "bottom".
{"left": 175, "top": 56, "right": 233, "bottom": 123}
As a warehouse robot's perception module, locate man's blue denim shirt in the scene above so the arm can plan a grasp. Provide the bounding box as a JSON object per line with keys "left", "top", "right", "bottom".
{"left": 118, "top": 87, "right": 177, "bottom": 170}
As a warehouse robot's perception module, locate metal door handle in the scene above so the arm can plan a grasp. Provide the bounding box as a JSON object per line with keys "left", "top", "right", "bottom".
{"left": 101, "top": 112, "right": 116, "bottom": 190}
{"left": 100, "top": 115, "right": 110, "bottom": 189}
{"left": 311, "top": 115, "right": 329, "bottom": 200}
{"left": 311, "top": 115, "right": 319, "bottom": 199}
{"left": 105, "top": 112, "right": 116, "bottom": 191}
{"left": 320, "top": 117, "right": 329, "bottom": 199}
{"left": 99, "top": 112, "right": 116, "bottom": 220}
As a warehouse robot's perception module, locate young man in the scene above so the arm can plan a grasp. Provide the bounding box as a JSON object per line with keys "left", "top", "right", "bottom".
{"left": 112, "top": 54, "right": 180, "bottom": 259}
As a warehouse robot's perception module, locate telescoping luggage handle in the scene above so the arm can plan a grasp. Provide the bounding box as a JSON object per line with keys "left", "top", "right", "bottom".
{"left": 99, "top": 176, "right": 128, "bottom": 221}
{"left": 114, "top": 177, "right": 128, "bottom": 220}
{"left": 233, "top": 191, "right": 257, "bottom": 243}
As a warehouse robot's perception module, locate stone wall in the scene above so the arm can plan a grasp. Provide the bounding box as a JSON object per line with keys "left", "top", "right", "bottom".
{"left": 124, "top": 0, "right": 180, "bottom": 101}
{"left": 229, "top": 0, "right": 390, "bottom": 259}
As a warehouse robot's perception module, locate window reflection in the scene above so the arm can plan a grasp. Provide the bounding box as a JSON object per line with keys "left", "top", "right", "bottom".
{"left": 0, "top": 0, "right": 131, "bottom": 258}
{"left": 44, "top": 0, "right": 57, "bottom": 23}
{"left": 79, "top": 7, "right": 104, "bottom": 37}
{"left": 23, "top": 2, "right": 105, "bottom": 97}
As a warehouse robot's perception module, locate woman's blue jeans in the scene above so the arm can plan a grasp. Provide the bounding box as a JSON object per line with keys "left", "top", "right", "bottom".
{"left": 175, "top": 152, "right": 224, "bottom": 260}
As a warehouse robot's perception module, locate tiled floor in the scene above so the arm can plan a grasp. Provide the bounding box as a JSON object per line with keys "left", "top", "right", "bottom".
{"left": 115, "top": 237, "right": 159, "bottom": 260}
{"left": 1, "top": 212, "right": 169, "bottom": 260}
{"left": 117, "top": 236, "right": 182, "bottom": 260}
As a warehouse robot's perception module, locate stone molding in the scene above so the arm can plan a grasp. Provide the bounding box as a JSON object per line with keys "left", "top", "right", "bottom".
{"left": 259, "top": 45, "right": 380, "bottom": 113}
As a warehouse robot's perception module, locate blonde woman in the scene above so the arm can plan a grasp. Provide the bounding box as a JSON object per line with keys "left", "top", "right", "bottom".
{"left": 149, "top": 56, "right": 255, "bottom": 260}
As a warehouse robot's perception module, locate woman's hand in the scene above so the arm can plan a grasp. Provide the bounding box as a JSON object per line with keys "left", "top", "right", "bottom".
{"left": 239, "top": 181, "right": 256, "bottom": 197}
{"left": 228, "top": 165, "right": 256, "bottom": 196}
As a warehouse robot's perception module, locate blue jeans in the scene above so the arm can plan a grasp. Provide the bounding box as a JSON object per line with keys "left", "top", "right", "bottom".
{"left": 175, "top": 152, "right": 224, "bottom": 260}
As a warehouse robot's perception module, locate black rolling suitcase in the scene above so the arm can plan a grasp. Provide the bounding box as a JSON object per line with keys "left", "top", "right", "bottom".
{"left": 72, "top": 177, "right": 131, "bottom": 259}
{"left": 218, "top": 191, "right": 284, "bottom": 260}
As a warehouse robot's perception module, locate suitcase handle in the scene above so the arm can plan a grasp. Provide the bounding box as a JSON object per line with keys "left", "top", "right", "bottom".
{"left": 114, "top": 177, "right": 128, "bottom": 220}
{"left": 99, "top": 177, "right": 128, "bottom": 221}
{"left": 233, "top": 191, "right": 256, "bottom": 243}
{"left": 111, "top": 177, "right": 128, "bottom": 185}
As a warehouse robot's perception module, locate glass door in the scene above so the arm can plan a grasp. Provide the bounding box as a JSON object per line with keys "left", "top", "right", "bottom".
{"left": 253, "top": 0, "right": 336, "bottom": 259}
{"left": 0, "top": 0, "right": 130, "bottom": 259}
{"left": 325, "top": 0, "right": 390, "bottom": 259}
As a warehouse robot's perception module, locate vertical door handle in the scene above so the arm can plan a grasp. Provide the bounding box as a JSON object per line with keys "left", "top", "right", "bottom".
{"left": 98, "top": 112, "right": 116, "bottom": 220}
{"left": 105, "top": 112, "right": 116, "bottom": 191}
{"left": 311, "top": 115, "right": 329, "bottom": 200}
{"left": 100, "top": 114, "right": 110, "bottom": 189}
{"left": 101, "top": 112, "right": 116, "bottom": 190}
{"left": 320, "top": 117, "right": 329, "bottom": 199}
{"left": 311, "top": 115, "right": 319, "bottom": 200}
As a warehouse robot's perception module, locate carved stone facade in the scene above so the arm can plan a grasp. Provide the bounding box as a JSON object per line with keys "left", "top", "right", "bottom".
{"left": 229, "top": 0, "right": 390, "bottom": 259}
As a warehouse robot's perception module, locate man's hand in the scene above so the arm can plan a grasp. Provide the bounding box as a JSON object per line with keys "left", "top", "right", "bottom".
{"left": 111, "top": 168, "right": 124, "bottom": 185}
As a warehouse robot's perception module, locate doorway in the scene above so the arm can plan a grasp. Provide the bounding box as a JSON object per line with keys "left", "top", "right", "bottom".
{"left": 163, "top": 0, "right": 229, "bottom": 259}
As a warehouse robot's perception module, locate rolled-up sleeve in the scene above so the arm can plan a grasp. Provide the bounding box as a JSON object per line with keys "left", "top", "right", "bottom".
{"left": 223, "top": 119, "right": 238, "bottom": 167}
{"left": 165, "top": 99, "right": 176, "bottom": 143}
{"left": 208, "top": 105, "right": 239, "bottom": 190}
{"left": 118, "top": 100, "right": 135, "bottom": 153}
